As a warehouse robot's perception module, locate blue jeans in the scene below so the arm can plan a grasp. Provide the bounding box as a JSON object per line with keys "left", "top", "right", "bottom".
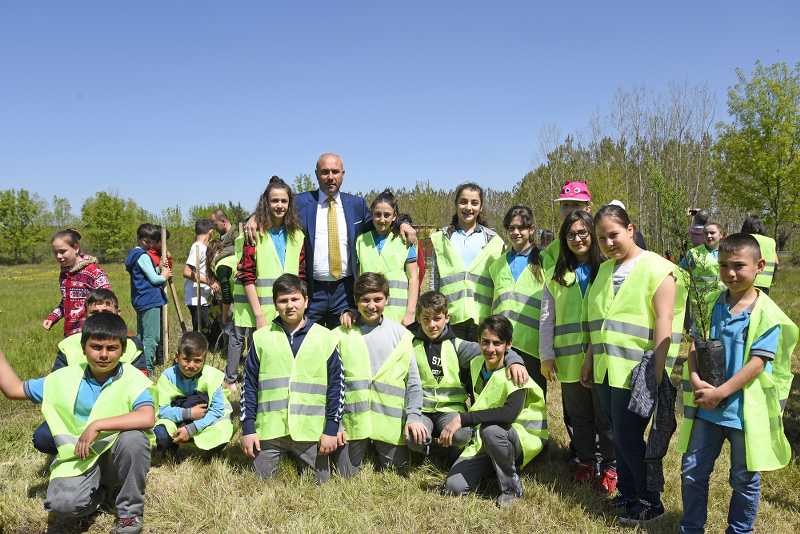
{"left": 680, "top": 417, "right": 760, "bottom": 533}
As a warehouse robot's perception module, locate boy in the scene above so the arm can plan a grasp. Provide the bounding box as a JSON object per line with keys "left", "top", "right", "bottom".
{"left": 240, "top": 274, "right": 343, "bottom": 483}
{"left": 154, "top": 332, "right": 233, "bottom": 453}
{"left": 0, "top": 312, "right": 155, "bottom": 534}
{"left": 682, "top": 221, "right": 725, "bottom": 293}
{"left": 125, "top": 223, "right": 172, "bottom": 373}
{"left": 407, "top": 291, "right": 530, "bottom": 461}
{"left": 183, "top": 219, "right": 218, "bottom": 334}
{"left": 678, "top": 233, "right": 798, "bottom": 533}
{"left": 540, "top": 181, "right": 592, "bottom": 272}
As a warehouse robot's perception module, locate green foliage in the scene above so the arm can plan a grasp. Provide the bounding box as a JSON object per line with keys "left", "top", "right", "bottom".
{"left": 189, "top": 201, "right": 248, "bottom": 225}
{"left": 294, "top": 173, "right": 316, "bottom": 193}
{"left": 714, "top": 61, "right": 800, "bottom": 240}
{"left": 0, "top": 189, "right": 49, "bottom": 264}
{"left": 50, "top": 195, "right": 75, "bottom": 228}
{"left": 80, "top": 192, "right": 151, "bottom": 262}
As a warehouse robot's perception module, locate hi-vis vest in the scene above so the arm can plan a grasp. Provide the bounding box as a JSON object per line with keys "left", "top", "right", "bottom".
{"left": 41, "top": 363, "right": 154, "bottom": 480}
{"left": 489, "top": 252, "right": 543, "bottom": 357}
{"left": 686, "top": 244, "right": 723, "bottom": 292}
{"left": 155, "top": 365, "right": 234, "bottom": 450}
{"left": 430, "top": 229, "right": 505, "bottom": 325}
{"left": 547, "top": 270, "right": 590, "bottom": 383}
{"left": 540, "top": 240, "right": 560, "bottom": 274}
{"left": 356, "top": 231, "right": 411, "bottom": 322}
{"left": 58, "top": 333, "right": 142, "bottom": 367}
{"left": 459, "top": 357, "right": 548, "bottom": 467}
{"left": 232, "top": 230, "right": 304, "bottom": 327}
{"left": 413, "top": 337, "right": 467, "bottom": 413}
{"left": 751, "top": 234, "right": 778, "bottom": 289}
{"left": 337, "top": 324, "right": 414, "bottom": 445}
{"left": 252, "top": 322, "right": 339, "bottom": 442}
{"left": 214, "top": 254, "right": 238, "bottom": 294}
{"left": 678, "top": 289, "right": 798, "bottom": 471}
{"left": 586, "top": 251, "right": 687, "bottom": 389}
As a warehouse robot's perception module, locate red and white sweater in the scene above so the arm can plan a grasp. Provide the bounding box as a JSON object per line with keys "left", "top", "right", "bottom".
{"left": 47, "top": 255, "right": 112, "bottom": 336}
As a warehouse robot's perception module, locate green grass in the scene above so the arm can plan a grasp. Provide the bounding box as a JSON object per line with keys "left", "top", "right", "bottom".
{"left": 1, "top": 263, "right": 800, "bottom": 533}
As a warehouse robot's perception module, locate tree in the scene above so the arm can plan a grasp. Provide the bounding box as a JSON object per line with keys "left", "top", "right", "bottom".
{"left": 294, "top": 173, "right": 315, "bottom": 193}
{"left": 51, "top": 195, "right": 75, "bottom": 228}
{"left": 81, "top": 192, "right": 151, "bottom": 261}
{"left": 0, "top": 189, "right": 48, "bottom": 263}
{"left": 714, "top": 61, "right": 800, "bottom": 240}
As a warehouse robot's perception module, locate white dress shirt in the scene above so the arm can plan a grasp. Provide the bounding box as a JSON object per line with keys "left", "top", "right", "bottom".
{"left": 313, "top": 191, "right": 350, "bottom": 281}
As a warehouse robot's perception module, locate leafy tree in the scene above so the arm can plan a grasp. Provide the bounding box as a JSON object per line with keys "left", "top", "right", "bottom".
{"left": 51, "top": 195, "right": 75, "bottom": 228}
{"left": 714, "top": 61, "right": 800, "bottom": 240}
{"left": 294, "top": 173, "right": 315, "bottom": 193}
{"left": 0, "top": 189, "right": 48, "bottom": 263}
{"left": 81, "top": 192, "right": 151, "bottom": 261}
{"left": 189, "top": 201, "right": 247, "bottom": 225}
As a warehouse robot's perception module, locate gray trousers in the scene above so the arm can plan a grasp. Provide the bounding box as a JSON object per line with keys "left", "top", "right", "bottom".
{"left": 406, "top": 412, "right": 473, "bottom": 456}
{"left": 44, "top": 430, "right": 150, "bottom": 519}
{"left": 561, "top": 382, "right": 615, "bottom": 466}
{"left": 445, "top": 425, "right": 523, "bottom": 497}
{"left": 253, "top": 437, "right": 330, "bottom": 484}
{"left": 225, "top": 324, "right": 253, "bottom": 383}
{"left": 333, "top": 439, "right": 408, "bottom": 478}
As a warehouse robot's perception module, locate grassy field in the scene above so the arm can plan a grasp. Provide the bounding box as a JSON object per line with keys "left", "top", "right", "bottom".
{"left": 1, "top": 263, "right": 800, "bottom": 533}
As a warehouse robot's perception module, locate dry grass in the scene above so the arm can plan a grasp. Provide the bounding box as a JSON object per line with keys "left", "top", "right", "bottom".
{"left": 1, "top": 263, "right": 800, "bottom": 533}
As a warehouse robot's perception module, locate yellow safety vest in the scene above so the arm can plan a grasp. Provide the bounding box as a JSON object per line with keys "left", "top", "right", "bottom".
{"left": 356, "top": 231, "right": 411, "bottom": 322}
{"left": 489, "top": 252, "right": 543, "bottom": 358}
{"left": 586, "top": 251, "right": 687, "bottom": 389}
{"left": 751, "top": 234, "right": 778, "bottom": 289}
{"left": 430, "top": 229, "right": 505, "bottom": 325}
{"left": 252, "top": 322, "right": 339, "bottom": 442}
{"left": 686, "top": 244, "right": 723, "bottom": 293}
{"left": 41, "top": 363, "right": 154, "bottom": 479}
{"left": 58, "top": 333, "right": 142, "bottom": 367}
{"left": 547, "top": 270, "right": 590, "bottom": 383}
{"left": 540, "top": 240, "right": 560, "bottom": 274}
{"left": 413, "top": 337, "right": 467, "bottom": 413}
{"left": 155, "top": 365, "right": 233, "bottom": 450}
{"left": 678, "top": 289, "right": 798, "bottom": 471}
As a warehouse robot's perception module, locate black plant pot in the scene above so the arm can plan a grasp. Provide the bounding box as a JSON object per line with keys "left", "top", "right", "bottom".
{"left": 695, "top": 339, "right": 726, "bottom": 388}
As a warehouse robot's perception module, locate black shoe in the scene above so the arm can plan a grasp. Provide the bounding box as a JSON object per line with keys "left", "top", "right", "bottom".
{"left": 608, "top": 494, "right": 635, "bottom": 511}
{"left": 618, "top": 500, "right": 665, "bottom": 526}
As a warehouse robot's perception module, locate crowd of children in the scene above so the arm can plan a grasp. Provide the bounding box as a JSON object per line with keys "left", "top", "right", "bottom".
{"left": 4, "top": 177, "right": 795, "bottom": 533}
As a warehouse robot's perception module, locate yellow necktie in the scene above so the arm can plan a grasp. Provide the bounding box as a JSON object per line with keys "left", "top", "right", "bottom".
{"left": 327, "top": 197, "right": 342, "bottom": 279}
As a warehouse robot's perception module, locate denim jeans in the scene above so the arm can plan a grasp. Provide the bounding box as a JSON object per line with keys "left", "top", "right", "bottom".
{"left": 680, "top": 417, "right": 760, "bottom": 534}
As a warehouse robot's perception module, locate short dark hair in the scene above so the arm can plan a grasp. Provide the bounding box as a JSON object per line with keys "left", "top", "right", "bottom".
{"left": 416, "top": 291, "right": 449, "bottom": 316}
{"left": 704, "top": 221, "right": 723, "bottom": 233}
{"left": 136, "top": 223, "right": 166, "bottom": 242}
{"left": 478, "top": 314, "right": 514, "bottom": 345}
{"left": 719, "top": 233, "right": 762, "bottom": 261}
{"left": 741, "top": 215, "right": 767, "bottom": 235}
{"left": 86, "top": 288, "right": 119, "bottom": 309}
{"left": 195, "top": 218, "right": 214, "bottom": 236}
{"left": 594, "top": 203, "right": 631, "bottom": 228}
{"left": 354, "top": 272, "right": 390, "bottom": 301}
{"left": 81, "top": 312, "right": 128, "bottom": 352}
{"left": 272, "top": 273, "right": 308, "bottom": 301}
{"left": 178, "top": 331, "right": 208, "bottom": 359}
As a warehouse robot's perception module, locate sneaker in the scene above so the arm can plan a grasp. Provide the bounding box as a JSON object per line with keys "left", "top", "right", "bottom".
{"left": 608, "top": 493, "right": 635, "bottom": 511}
{"left": 596, "top": 466, "right": 618, "bottom": 496}
{"left": 495, "top": 492, "right": 522, "bottom": 508}
{"left": 617, "top": 501, "right": 665, "bottom": 526}
{"left": 573, "top": 461, "right": 594, "bottom": 483}
{"left": 114, "top": 516, "right": 144, "bottom": 534}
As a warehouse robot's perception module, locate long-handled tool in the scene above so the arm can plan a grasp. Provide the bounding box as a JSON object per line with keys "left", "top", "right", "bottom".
{"left": 163, "top": 227, "right": 188, "bottom": 333}
{"left": 195, "top": 242, "right": 202, "bottom": 331}
{"left": 160, "top": 226, "right": 169, "bottom": 361}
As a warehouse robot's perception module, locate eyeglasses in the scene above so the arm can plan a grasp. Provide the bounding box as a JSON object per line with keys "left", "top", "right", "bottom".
{"left": 566, "top": 229, "right": 590, "bottom": 241}
{"left": 318, "top": 168, "right": 342, "bottom": 176}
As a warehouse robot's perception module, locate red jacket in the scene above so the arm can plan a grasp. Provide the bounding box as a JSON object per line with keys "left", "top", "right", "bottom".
{"left": 47, "top": 255, "right": 112, "bottom": 336}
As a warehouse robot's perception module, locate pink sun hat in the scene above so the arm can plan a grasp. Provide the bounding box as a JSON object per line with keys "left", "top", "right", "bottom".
{"left": 554, "top": 181, "right": 592, "bottom": 202}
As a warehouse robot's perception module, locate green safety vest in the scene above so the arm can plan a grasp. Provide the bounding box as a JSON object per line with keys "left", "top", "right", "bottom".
{"left": 252, "top": 322, "right": 339, "bottom": 442}
{"left": 430, "top": 230, "right": 505, "bottom": 325}
{"left": 155, "top": 365, "right": 234, "bottom": 450}
{"left": 58, "top": 333, "right": 143, "bottom": 367}
{"left": 459, "top": 357, "right": 548, "bottom": 467}
{"left": 232, "top": 229, "right": 304, "bottom": 327}
{"left": 586, "top": 251, "right": 687, "bottom": 389}
{"left": 678, "top": 289, "right": 798, "bottom": 471}
{"left": 489, "top": 252, "right": 543, "bottom": 358}
{"left": 41, "top": 363, "right": 154, "bottom": 479}
{"left": 540, "top": 240, "right": 560, "bottom": 274}
{"left": 751, "top": 234, "right": 778, "bottom": 289}
{"left": 686, "top": 244, "right": 723, "bottom": 293}
{"left": 336, "top": 325, "right": 414, "bottom": 445}
{"left": 214, "top": 253, "right": 238, "bottom": 292}
{"left": 547, "top": 270, "right": 590, "bottom": 383}
{"left": 413, "top": 337, "right": 467, "bottom": 413}
{"left": 356, "top": 231, "right": 411, "bottom": 322}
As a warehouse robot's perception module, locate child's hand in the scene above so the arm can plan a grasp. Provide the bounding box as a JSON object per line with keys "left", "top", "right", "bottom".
{"left": 694, "top": 387, "right": 724, "bottom": 410}
{"left": 404, "top": 422, "right": 428, "bottom": 445}
{"left": 336, "top": 431, "right": 347, "bottom": 447}
{"left": 437, "top": 416, "right": 462, "bottom": 448}
{"left": 211, "top": 281, "right": 221, "bottom": 294}
{"left": 506, "top": 363, "right": 529, "bottom": 387}
{"left": 42, "top": 319, "right": 53, "bottom": 331}
{"left": 241, "top": 433, "right": 261, "bottom": 459}
{"left": 75, "top": 422, "right": 100, "bottom": 459}
{"left": 401, "top": 312, "right": 415, "bottom": 327}
{"left": 190, "top": 403, "right": 208, "bottom": 420}
{"left": 318, "top": 433, "right": 339, "bottom": 455}
{"left": 172, "top": 427, "right": 191, "bottom": 444}
{"left": 690, "top": 373, "right": 713, "bottom": 392}
{"left": 161, "top": 266, "right": 172, "bottom": 280}
{"left": 541, "top": 360, "right": 557, "bottom": 382}
{"left": 339, "top": 310, "right": 355, "bottom": 329}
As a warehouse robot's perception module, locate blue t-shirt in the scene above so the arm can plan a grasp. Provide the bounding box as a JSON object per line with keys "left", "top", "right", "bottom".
{"left": 373, "top": 231, "right": 417, "bottom": 262}
{"left": 506, "top": 249, "right": 531, "bottom": 282}
{"left": 269, "top": 227, "right": 287, "bottom": 267}
{"left": 450, "top": 227, "right": 487, "bottom": 268}
{"left": 24, "top": 365, "right": 153, "bottom": 422}
{"left": 694, "top": 293, "right": 779, "bottom": 429}
{"left": 575, "top": 263, "right": 591, "bottom": 296}
{"left": 157, "top": 364, "right": 225, "bottom": 432}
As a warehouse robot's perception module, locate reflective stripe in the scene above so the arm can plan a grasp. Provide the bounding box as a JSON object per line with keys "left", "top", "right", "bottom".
{"left": 499, "top": 310, "right": 539, "bottom": 330}
{"left": 345, "top": 379, "right": 371, "bottom": 391}
{"left": 53, "top": 434, "right": 78, "bottom": 447}
{"left": 445, "top": 288, "right": 492, "bottom": 306}
{"left": 553, "top": 343, "right": 584, "bottom": 357}
{"left": 257, "top": 399, "right": 289, "bottom": 412}
{"left": 440, "top": 272, "right": 493, "bottom": 288}
{"left": 372, "top": 381, "right": 407, "bottom": 398}
{"left": 252, "top": 278, "right": 278, "bottom": 288}
{"left": 520, "top": 419, "right": 548, "bottom": 431}
{"left": 761, "top": 270, "right": 774, "bottom": 276}
{"left": 553, "top": 322, "right": 583, "bottom": 336}
{"left": 345, "top": 400, "right": 370, "bottom": 413}
{"left": 440, "top": 272, "right": 467, "bottom": 286}
{"left": 587, "top": 319, "right": 682, "bottom": 344}
{"left": 233, "top": 295, "right": 274, "bottom": 305}
{"left": 387, "top": 298, "right": 408, "bottom": 307}
{"left": 289, "top": 404, "right": 326, "bottom": 416}
{"left": 289, "top": 382, "right": 328, "bottom": 395}
{"left": 388, "top": 280, "right": 409, "bottom": 289}
{"left": 666, "top": 356, "right": 677, "bottom": 369}
{"left": 344, "top": 401, "right": 403, "bottom": 419}
{"left": 422, "top": 387, "right": 466, "bottom": 396}
{"left": 259, "top": 377, "right": 290, "bottom": 390}
{"left": 492, "top": 292, "right": 541, "bottom": 310}
{"left": 684, "top": 406, "right": 697, "bottom": 419}
{"left": 590, "top": 343, "right": 645, "bottom": 362}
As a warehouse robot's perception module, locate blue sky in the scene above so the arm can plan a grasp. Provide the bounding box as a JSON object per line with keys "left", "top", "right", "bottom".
{"left": 1, "top": 1, "right": 798, "bottom": 216}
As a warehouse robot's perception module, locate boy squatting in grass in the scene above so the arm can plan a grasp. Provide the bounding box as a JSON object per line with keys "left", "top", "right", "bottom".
{"left": 240, "top": 273, "right": 344, "bottom": 483}
{"left": 0, "top": 312, "right": 155, "bottom": 534}
{"left": 153, "top": 331, "right": 234, "bottom": 453}
{"left": 678, "top": 233, "right": 798, "bottom": 534}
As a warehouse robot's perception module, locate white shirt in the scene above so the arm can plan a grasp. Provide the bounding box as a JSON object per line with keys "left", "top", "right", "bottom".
{"left": 184, "top": 241, "right": 213, "bottom": 306}
{"left": 313, "top": 191, "right": 350, "bottom": 281}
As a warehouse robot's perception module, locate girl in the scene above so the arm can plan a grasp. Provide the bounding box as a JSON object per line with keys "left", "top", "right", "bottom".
{"left": 430, "top": 183, "right": 505, "bottom": 341}
{"left": 43, "top": 229, "right": 111, "bottom": 337}
{"left": 355, "top": 189, "right": 420, "bottom": 325}
{"left": 582, "top": 205, "right": 686, "bottom": 524}
{"left": 539, "top": 210, "right": 615, "bottom": 493}
{"left": 488, "top": 206, "right": 547, "bottom": 394}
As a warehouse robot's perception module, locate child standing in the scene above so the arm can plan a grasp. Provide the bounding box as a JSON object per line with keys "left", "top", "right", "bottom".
{"left": 429, "top": 183, "right": 505, "bottom": 341}
{"left": 539, "top": 211, "right": 616, "bottom": 493}
{"left": 540, "top": 181, "right": 592, "bottom": 273}
{"left": 125, "top": 224, "right": 172, "bottom": 373}
{"left": 583, "top": 204, "right": 687, "bottom": 524}
{"left": 682, "top": 222, "right": 725, "bottom": 293}
{"left": 240, "top": 274, "right": 343, "bottom": 483}
{"left": 154, "top": 332, "right": 233, "bottom": 453}
{"left": 44, "top": 229, "right": 111, "bottom": 337}
{"left": 355, "top": 189, "right": 419, "bottom": 326}
{"left": 184, "top": 219, "right": 217, "bottom": 335}
{"left": 0, "top": 312, "right": 155, "bottom": 534}
{"left": 678, "top": 233, "right": 798, "bottom": 534}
